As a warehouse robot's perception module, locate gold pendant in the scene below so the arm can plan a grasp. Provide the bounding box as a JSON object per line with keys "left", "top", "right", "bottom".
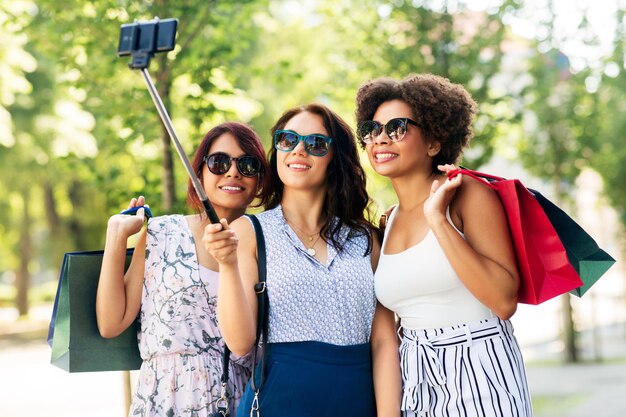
{"left": 307, "top": 247, "right": 316, "bottom": 256}
{"left": 307, "top": 236, "right": 313, "bottom": 242}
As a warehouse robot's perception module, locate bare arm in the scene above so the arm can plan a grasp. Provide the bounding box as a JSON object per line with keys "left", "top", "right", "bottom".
{"left": 372, "top": 303, "right": 402, "bottom": 416}
{"left": 425, "top": 172, "right": 519, "bottom": 319}
{"left": 96, "top": 198, "right": 147, "bottom": 338}
{"left": 203, "top": 217, "right": 259, "bottom": 356}
{"left": 370, "top": 234, "right": 402, "bottom": 416}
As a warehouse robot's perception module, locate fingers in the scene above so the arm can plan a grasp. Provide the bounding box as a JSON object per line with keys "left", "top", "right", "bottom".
{"left": 107, "top": 196, "right": 151, "bottom": 238}
{"left": 109, "top": 205, "right": 146, "bottom": 236}
{"left": 435, "top": 168, "right": 463, "bottom": 192}
{"left": 219, "top": 218, "right": 230, "bottom": 231}
{"left": 126, "top": 196, "right": 145, "bottom": 210}
{"left": 202, "top": 218, "right": 238, "bottom": 264}
{"left": 203, "top": 218, "right": 229, "bottom": 234}
{"left": 438, "top": 163, "right": 458, "bottom": 174}
{"left": 446, "top": 172, "right": 462, "bottom": 189}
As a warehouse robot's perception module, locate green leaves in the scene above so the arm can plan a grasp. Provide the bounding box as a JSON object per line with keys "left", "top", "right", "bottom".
{"left": 2, "top": 0, "right": 625, "bottom": 313}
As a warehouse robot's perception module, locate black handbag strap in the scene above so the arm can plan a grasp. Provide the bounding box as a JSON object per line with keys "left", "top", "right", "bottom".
{"left": 247, "top": 214, "right": 268, "bottom": 393}
{"left": 217, "top": 214, "right": 268, "bottom": 414}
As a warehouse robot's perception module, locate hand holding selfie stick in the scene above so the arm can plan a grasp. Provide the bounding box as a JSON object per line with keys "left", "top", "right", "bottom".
{"left": 117, "top": 18, "right": 220, "bottom": 224}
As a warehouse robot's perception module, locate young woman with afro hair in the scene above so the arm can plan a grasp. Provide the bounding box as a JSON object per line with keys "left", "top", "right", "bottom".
{"left": 356, "top": 73, "right": 533, "bottom": 417}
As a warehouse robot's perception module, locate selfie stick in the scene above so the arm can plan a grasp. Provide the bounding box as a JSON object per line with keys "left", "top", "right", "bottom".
{"left": 118, "top": 18, "right": 220, "bottom": 224}
{"left": 139, "top": 69, "right": 220, "bottom": 224}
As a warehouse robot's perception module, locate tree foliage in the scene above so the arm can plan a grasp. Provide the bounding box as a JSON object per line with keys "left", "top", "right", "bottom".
{"left": 1, "top": 0, "right": 625, "bottom": 322}
{"left": 593, "top": 8, "right": 626, "bottom": 226}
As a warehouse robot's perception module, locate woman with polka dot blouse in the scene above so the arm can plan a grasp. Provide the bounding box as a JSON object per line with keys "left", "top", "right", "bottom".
{"left": 203, "top": 103, "right": 401, "bottom": 417}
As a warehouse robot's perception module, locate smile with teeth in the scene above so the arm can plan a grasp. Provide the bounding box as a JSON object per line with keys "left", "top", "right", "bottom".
{"left": 220, "top": 185, "right": 244, "bottom": 191}
{"left": 288, "top": 163, "right": 311, "bottom": 170}
{"left": 375, "top": 152, "right": 398, "bottom": 162}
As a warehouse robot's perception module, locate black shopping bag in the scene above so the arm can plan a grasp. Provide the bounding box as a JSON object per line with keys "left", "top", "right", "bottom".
{"left": 48, "top": 249, "right": 142, "bottom": 372}
{"left": 531, "top": 190, "right": 616, "bottom": 297}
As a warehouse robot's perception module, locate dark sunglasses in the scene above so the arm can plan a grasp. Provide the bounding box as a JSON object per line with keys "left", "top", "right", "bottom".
{"left": 204, "top": 152, "right": 262, "bottom": 177}
{"left": 357, "top": 117, "right": 419, "bottom": 144}
{"left": 273, "top": 130, "right": 333, "bottom": 157}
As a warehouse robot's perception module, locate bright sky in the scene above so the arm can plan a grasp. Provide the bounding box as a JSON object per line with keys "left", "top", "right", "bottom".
{"left": 502, "top": 0, "right": 624, "bottom": 71}
{"left": 281, "top": 0, "right": 624, "bottom": 72}
{"left": 404, "top": 0, "right": 624, "bottom": 70}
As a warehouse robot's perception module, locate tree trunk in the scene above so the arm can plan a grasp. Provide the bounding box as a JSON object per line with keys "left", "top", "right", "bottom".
{"left": 161, "top": 128, "right": 175, "bottom": 212}
{"left": 68, "top": 179, "right": 86, "bottom": 249}
{"left": 43, "top": 181, "right": 60, "bottom": 232}
{"left": 156, "top": 55, "right": 175, "bottom": 212}
{"left": 16, "top": 188, "right": 32, "bottom": 317}
{"left": 552, "top": 173, "right": 579, "bottom": 363}
{"left": 561, "top": 295, "right": 578, "bottom": 362}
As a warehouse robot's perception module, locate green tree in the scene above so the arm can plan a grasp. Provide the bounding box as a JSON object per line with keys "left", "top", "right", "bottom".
{"left": 320, "top": 0, "right": 522, "bottom": 167}
{"left": 591, "top": 7, "right": 626, "bottom": 328}
{"left": 594, "top": 7, "right": 626, "bottom": 228}
{"left": 235, "top": 0, "right": 525, "bottom": 215}
{"left": 27, "top": 0, "right": 269, "bottom": 213}
{"left": 516, "top": 1, "right": 609, "bottom": 362}
{"left": 5, "top": 0, "right": 269, "bottom": 315}
{"left": 0, "top": 1, "right": 45, "bottom": 315}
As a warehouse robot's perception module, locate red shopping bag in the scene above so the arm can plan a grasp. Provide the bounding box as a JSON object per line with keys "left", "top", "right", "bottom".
{"left": 448, "top": 168, "right": 583, "bottom": 305}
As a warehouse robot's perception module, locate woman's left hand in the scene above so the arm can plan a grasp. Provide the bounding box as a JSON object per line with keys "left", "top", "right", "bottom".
{"left": 424, "top": 164, "right": 462, "bottom": 225}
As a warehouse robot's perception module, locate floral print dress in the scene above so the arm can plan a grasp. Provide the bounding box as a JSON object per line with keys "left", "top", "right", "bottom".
{"left": 129, "top": 215, "right": 252, "bottom": 417}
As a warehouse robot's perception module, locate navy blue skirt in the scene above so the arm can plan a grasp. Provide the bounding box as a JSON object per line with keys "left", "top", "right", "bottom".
{"left": 236, "top": 341, "right": 375, "bottom": 417}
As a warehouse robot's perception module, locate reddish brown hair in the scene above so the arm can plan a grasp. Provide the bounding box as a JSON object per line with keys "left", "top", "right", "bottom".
{"left": 187, "top": 122, "right": 269, "bottom": 211}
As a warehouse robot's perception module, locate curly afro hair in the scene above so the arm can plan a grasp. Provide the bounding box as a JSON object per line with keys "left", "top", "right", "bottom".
{"left": 355, "top": 73, "right": 477, "bottom": 174}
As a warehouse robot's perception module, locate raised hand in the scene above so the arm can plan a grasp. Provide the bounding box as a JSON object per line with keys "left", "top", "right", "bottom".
{"left": 424, "top": 164, "right": 462, "bottom": 225}
{"left": 107, "top": 196, "right": 148, "bottom": 238}
{"left": 202, "top": 218, "right": 239, "bottom": 266}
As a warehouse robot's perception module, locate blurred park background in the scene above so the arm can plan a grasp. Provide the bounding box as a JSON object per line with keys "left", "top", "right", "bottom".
{"left": 1, "top": 0, "right": 625, "bottom": 416}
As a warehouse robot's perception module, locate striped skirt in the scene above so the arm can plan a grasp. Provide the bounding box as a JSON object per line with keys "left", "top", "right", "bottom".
{"left": 400, "top": 317, "right": 532, "bottom": 417}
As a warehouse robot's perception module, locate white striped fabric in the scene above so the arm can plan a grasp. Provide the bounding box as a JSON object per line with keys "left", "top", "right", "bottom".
{"left": 400, "top": 317, "right": 533, "bottom": 417}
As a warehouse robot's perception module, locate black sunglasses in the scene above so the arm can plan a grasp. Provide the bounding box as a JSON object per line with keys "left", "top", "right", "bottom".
{"left": 357, "top": 117, "right": 419, "bottom": 144}
{"left": 204, "top": 152, "right": 262, "bottom": 177}
{"left": 273, "top": 130, "right": 333, "bottom": 157}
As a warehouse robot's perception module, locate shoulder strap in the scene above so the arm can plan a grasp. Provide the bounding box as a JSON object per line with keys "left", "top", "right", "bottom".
{"left": 218, "top": 214, "right": 268, "bottom": 397}
{"left": 247, "top": 214, "right": 269, "bottom": 393}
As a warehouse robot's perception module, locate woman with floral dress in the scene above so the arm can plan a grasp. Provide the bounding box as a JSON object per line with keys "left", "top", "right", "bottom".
{"left": 96, "top": 122, "right": 269, "bottom": 416}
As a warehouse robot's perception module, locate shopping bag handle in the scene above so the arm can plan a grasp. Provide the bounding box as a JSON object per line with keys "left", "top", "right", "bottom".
{"left": 120, "top": 205, "right": 153, "bottom": 219}
{"left": 447, "top": 167, "right": 506, "bottom": 190}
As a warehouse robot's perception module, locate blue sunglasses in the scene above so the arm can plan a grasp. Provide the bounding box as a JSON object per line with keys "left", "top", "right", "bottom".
{"left": 273, "top": 130, "right": 333, "bottom": 157}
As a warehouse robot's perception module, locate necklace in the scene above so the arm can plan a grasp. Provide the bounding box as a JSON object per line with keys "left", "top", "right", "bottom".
{"left": 285, "top": 218, "right": 322, "bottom": 256}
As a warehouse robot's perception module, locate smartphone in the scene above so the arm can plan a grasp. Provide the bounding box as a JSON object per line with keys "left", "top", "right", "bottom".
{"left": 117, "top": 18, "right": 177, "bottom": 57}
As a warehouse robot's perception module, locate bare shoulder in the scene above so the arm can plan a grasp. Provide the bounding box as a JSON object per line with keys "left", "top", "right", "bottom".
{"left": 231, "top": 216, "right": 255, "bottom": 235}
{"left": 454, "top": 173, "right": 502, "bottom": 213}
{"left": 231, "top": 216, "right": 257, "bottom": 250}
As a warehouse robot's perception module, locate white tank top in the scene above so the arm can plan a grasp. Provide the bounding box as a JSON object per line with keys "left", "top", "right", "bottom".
{"left": 375, "top": 207, "right": 493, "bottom": 330}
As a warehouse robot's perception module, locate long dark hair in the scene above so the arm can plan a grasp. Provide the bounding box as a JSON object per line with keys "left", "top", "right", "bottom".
{"left": 187, "top": 122, "right": 270, "bottom": 212}
{"left": 266, "top": 103, "right": 374, "bottom": 253}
